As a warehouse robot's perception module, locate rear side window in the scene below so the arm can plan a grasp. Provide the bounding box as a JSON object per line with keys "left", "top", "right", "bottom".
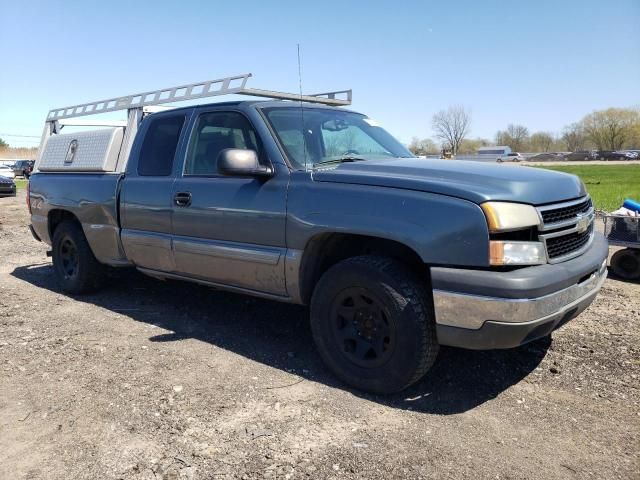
{"left": 138, "top": 115, "right": 185, "bottom": 176}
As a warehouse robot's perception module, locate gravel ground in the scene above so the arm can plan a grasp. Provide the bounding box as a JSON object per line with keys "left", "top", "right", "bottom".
{"left": 1, "top": 191, "right": 639, "bottom": 480}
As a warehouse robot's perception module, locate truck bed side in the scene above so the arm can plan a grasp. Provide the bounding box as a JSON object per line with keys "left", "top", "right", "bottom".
{"left": 29, "top": 173, "right": 130, "bottom": 266}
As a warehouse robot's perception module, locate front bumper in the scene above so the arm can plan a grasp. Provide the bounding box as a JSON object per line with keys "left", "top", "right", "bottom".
{"left": 432, "top": 233, "right": 608, "bottom": 349}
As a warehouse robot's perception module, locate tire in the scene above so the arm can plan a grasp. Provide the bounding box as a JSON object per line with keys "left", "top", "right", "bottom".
{"left": 610, "top": 248, "right": 640, "bottom": 280}
{"left": 310, "top": 255, "right": 439, "bottom": 394}
{"left": 52, "top": 220, "right": 106, "bottom": 294}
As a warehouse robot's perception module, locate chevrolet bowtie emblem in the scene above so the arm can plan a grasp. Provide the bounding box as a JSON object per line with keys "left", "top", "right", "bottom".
{"left": 576, "top": 214, "right": 590, "bottom": 233}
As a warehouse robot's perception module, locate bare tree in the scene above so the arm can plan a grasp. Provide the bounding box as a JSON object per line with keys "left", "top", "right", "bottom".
{"left": 408, "top": 136, "right": 438, "bottom": 156}
{"left": 561, "top": 123, "right": 586, "bottom": 152}
{"left": 507, "top": 124, "right": 529, "bottom": 151}
{"left": 457, "top": 137, "right": 490, "bottom": 154}
{"left": 432, "top": 105, "right": 471, "bottom": 156}
{"left": 529, "top": 132, "right": 554, "bottom": 152}
{"left": 495, "top": 124, "right": 529, "bottom": 151}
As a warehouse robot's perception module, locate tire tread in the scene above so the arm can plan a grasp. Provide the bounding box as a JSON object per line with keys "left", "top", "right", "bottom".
{"left": 310, "top": 255, "right": 439, "bottom": 393}
{"left": 52, "top": 220, "right": 106, "bottom": 294}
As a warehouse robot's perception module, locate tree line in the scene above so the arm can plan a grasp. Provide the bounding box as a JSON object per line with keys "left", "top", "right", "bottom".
{"left": 409, "top": 106, "right": 640, "bottom": 156}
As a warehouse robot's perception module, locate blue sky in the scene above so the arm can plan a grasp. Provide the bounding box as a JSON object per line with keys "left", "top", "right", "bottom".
{"left": 1, "top": 0, "right": 638, "bottom": 148}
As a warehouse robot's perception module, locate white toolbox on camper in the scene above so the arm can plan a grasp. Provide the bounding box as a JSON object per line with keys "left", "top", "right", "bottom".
{"left": 38, "top": 127, "right": 124, "bottom": 172}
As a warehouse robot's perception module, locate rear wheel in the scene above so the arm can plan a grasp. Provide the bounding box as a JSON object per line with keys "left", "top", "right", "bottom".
{"left": 610, "top": 248, "right": 640, "bottom": 280}
{"left": 310, "top": 255, "right": 439, "bottom": 394}
{"left": 52, "top": 220, "right": 106, "bottom": 293}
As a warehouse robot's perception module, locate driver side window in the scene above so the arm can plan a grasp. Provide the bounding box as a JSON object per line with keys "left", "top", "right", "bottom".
{"left": 184, "top": 112, "right": 261, "bottom": 176}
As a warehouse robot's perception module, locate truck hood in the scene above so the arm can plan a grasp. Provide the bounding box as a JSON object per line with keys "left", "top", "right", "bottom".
{"left": 312, "top": 158, "right": 585, "bottom": 205}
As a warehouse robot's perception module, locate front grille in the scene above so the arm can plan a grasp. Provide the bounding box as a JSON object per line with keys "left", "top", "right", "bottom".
{"left": 545, "top": 224, "right": 593, "bottom": 259}
{"left": 541, "top": 197, "right": 592, "bottom": 225}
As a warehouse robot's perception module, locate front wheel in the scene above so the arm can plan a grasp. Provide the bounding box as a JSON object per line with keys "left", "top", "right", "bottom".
{"left": 52, "top": 220, "right": 106, "bottom": 294}
{"left": 310, "top": 255, "right": 439, "bottom": 394}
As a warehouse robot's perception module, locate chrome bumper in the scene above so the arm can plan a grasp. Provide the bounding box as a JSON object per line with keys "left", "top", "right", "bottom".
{"left": 433, "top": 259, "right": 607, "bottom": 331}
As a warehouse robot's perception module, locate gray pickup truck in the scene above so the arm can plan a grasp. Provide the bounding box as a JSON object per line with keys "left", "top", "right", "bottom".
{"left": 28, "top": 74, "right": 608, "bottom": 393}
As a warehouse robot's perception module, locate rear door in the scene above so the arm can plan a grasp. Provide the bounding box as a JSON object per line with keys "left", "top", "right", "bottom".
{"left": 170, "top": 107, "right": 289, "bottom": 296}
{"left": 120, "top": 112, "right": 189, "bottom": 272}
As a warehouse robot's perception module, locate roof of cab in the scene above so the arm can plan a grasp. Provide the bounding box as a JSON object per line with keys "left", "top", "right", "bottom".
{"left": 150, "top": 99, "right": 356, "bottom": 116}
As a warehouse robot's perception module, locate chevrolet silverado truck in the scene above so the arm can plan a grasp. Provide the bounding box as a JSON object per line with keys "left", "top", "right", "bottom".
{"left": 28, "top": 74, "right": 608, "bottom": 393}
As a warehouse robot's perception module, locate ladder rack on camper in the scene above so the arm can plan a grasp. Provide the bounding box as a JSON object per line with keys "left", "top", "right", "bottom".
{"left": 35, "top": 73, "right": 352, "bottom": 172}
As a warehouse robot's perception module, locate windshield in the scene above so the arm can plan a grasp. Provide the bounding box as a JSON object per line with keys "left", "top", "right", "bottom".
{"left": 262, "top": 107, "right": 413, "bottom": 169}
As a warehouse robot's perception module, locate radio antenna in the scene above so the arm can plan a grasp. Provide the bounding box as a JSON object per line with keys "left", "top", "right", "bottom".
{"left": 297, "top": 44, "right": 304, "bottom": 100}
{"left": 297, "top": 43, "right": 309, "bottom": 168}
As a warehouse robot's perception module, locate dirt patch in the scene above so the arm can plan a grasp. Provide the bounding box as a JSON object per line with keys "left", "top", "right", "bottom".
{"left": 1, "top": 192, "right": 638, "bottom": 479}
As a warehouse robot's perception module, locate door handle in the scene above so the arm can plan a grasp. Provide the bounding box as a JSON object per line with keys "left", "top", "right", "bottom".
{"left": 174, "top": 192, "right": 192, "bottom": 207}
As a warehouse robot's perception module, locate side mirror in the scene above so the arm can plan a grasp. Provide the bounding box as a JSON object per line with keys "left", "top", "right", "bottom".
{"left": 217, "top": 149, "right": 273, "bottom": 177}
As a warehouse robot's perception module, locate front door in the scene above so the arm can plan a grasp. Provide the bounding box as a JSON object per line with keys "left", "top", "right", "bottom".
{"left": 170, "top": 109, "right": 289, "bottom": 296}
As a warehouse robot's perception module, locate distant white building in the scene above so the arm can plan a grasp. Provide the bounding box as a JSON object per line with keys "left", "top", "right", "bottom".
{"left": 477, "top": 146, "right": 512, "bottom": 156}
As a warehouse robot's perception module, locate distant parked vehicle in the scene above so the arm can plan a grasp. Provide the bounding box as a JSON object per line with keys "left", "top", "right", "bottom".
{"left": 597, "top": 150, "right": 636, "bottom": 161}
{"left": 0, "top": 175, "right": 17, "bottom": 197}
{"left": 496, "top": 152, "right": 524, "bottom": 163}
{"left": 0, "top": 164, "right": 16, "bottom": 179}
{"left": 598, "top": 150, "right": 638, "bottom": 160}
{"left": 477, "top": 146, "right": 512, "bottom": 161}
{"left": 12, "top": 160, "right": 35, "bottom": 178}
{"left": 564, "top": 151, "right": 598, "bottom": 161}
{"left": 527, "top": 152, "right": 564, "bottom": 162}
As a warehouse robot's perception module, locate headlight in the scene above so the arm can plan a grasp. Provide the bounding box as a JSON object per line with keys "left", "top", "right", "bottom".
{"left": 481, "top": 202, "right": 546, "bottom": 265}
{"left": 481, "top": 202, "right": 540, "bottom": 232}
{"left": 489, "top": 241, "right": 546, "bottom": 266}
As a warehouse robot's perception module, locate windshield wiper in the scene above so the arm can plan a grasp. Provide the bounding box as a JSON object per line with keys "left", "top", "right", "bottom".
{"left": 314, "top": 155, "right": 367, "bottom": 167}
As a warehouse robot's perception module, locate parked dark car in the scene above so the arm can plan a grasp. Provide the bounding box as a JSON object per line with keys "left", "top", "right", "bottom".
{"left": 0, "top": 175, "right": 17, "bottom": 197}
{"left": 527, "top": 152, "right": 564, "bottom": 162}
{"left": 597, "top": 150, "right": 637, "bottom": 161}
{"left": 563, "top": 151, "right": 598, "bottom": 161}
{"left": 12, "top": 160, "right": 35, "bottom": 178}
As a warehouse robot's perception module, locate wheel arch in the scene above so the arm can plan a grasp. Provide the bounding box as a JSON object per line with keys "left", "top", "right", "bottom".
{"left": 297, "top": 232, "right": 429, "bottom": 305}
{"left": 48, "top": 209, "right": 82, "bottom": 241}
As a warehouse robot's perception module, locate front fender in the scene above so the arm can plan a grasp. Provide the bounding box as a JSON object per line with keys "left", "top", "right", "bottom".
{"left": 287, "top": 175, "right": 490, "bottom": 267}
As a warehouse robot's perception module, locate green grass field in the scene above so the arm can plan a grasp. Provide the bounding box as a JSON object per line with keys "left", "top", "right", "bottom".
{"left": 14, "top": 179, "right": 28, "bottom": 190}
{"left": 535, "top": 164, "right": 640, "bottom": 211}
